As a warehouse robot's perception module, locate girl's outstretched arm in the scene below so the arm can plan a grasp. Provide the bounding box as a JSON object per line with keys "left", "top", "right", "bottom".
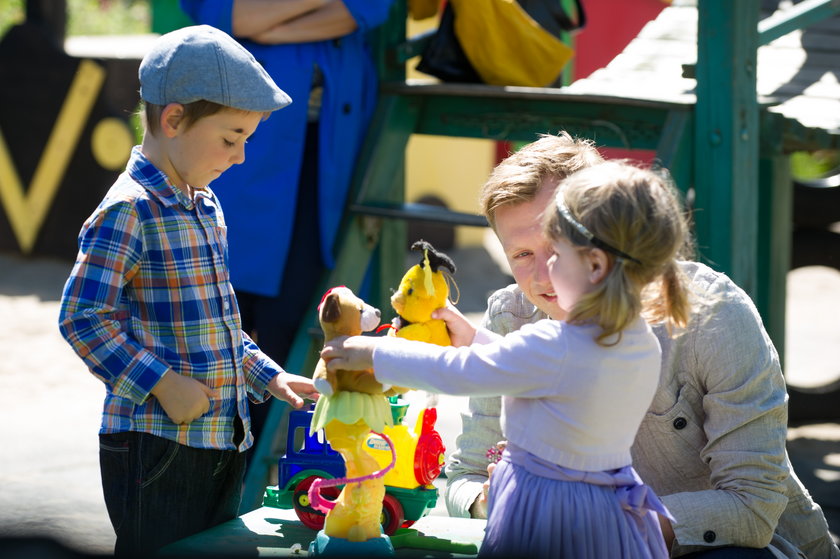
{"left": 321, "top": 335, "right": 378, "bottom": 372}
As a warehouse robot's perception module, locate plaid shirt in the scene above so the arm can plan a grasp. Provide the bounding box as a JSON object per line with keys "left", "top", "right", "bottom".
{"left": 59, "top": 147, "right": 281, "bottom": 451}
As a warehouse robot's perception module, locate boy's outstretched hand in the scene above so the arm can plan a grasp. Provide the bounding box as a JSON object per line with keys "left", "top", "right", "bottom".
{"left": 268, "top": 372, "right": 319, "bottom": 408}
{"left": 151, "top": 371, "right": 216, "bottom": 425}
{"left": 320, "top": 335, "right": 378, "bottom": 372}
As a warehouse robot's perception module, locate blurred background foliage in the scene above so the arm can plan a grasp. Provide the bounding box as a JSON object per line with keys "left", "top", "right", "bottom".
{"left": 0, "top": 0, "right": 25, "bottom": 37}
{"left": 791, "top": 150, "right": 840, "bottom": 180}
{"left": 0, "top": 0, "right": 150, "bottom": 39}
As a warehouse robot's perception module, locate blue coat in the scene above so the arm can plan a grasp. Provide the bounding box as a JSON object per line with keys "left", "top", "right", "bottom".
{"left": 179, "top": 0, "right": 395, "bottom": 296}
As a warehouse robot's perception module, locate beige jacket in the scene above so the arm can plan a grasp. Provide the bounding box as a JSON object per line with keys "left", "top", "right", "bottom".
{"left": 445, "top": 261, "right": 839, "bottom": 558}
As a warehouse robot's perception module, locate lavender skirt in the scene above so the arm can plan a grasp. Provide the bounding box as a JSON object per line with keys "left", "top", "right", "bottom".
{"left": 480, "top": 444, "right": 672, "bottom": 559}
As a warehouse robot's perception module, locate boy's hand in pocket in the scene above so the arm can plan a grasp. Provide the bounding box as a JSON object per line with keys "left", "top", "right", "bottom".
{"left": 151, "top": 371, "right": 215, "bottom": 424}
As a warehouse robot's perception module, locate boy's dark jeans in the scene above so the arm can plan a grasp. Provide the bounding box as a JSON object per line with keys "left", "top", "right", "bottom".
{"left": 99, "top": 431, "right": 246, "bottom": 556}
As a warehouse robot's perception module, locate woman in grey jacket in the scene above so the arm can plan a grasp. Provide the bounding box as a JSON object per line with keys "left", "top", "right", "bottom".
{"left": 442, "top": 133, "right": 839, "bottom": 558}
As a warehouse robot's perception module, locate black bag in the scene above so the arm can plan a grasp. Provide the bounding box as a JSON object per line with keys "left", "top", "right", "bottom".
{"left": 415, "top": 2, "right": 482, "bottom": 84}
{"left": 519, "top": 0, "right": 587, "bottom": 36}
{"left": 415, "top": 0, "right": 586, "bottom": 84}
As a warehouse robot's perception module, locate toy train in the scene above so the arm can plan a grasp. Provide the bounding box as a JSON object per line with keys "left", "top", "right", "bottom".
{"left": 263, "top": 397, "right": 446, "bottom": 535}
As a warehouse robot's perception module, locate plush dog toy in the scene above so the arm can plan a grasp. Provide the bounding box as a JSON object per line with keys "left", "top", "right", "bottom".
{"left": 390, "top": 240, "right": 457, "bottom": 346}
{"left": 312, "top": 286, "right": 401, "bottom": 398}
{"left": 307, "top": 285, "right": 400, "bottom": 545}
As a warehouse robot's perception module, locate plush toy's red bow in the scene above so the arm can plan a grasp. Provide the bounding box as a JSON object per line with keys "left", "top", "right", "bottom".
{"left": 317, "top": 285, "right": 347, "bottom": 311}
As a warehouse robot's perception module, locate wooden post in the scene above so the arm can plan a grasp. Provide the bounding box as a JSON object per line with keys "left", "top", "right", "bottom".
{"left": 757, "top": 143, "right": 791, "bottom": 362}
{"left": 367, "top": 1, "right": 409, "bottom": 312}
{"left": 693, "top": 0, "right": 760, "bottom": 297}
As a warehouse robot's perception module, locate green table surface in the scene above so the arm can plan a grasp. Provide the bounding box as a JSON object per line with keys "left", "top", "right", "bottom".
{"left": 159, "top": 506, "right": 485, "bottom": 557}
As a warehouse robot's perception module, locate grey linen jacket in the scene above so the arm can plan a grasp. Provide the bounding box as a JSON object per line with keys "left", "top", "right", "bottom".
{"left": 444, "top": 261, "right": 839, "bottom": 558}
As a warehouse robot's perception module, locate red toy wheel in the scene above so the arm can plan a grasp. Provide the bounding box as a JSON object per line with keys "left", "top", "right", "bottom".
{"left": 415, "top": 430, "right": 445, "bottom": 485}
{"left": 380, "top": 494, "right": 405, "bottom": 535}
{"left": 292, "top": 475, "right": 339, "bottom": 531}
{"left": 414, "top": 408, "right": 446, "bottom": 485}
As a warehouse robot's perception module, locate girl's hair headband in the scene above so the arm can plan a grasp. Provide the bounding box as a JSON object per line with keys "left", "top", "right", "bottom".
{"left": 555, "top": 192, "right": 642, "bottom": 265}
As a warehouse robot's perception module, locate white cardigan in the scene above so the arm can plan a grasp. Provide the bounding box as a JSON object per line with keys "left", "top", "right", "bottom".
{"left": 373, "top": 317, "right": 661, "bottom": 472}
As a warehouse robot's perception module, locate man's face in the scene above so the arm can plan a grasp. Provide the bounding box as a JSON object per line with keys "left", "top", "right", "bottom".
{"left": 493, "top": 178, "right": 567, "bottom": 320}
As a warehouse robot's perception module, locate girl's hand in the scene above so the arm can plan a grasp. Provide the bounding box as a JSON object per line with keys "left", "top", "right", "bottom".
{"left": 268, "top": 372, "right": 319, "bottom": 408}
{"left": 432, "top": 302, "right": 477, "bottom": 347}
{"left": 321, "top": 335, "right": 378, "bottom": 372}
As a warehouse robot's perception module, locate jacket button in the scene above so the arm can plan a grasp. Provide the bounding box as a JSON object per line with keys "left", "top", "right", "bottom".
{"left": 673, "top": 417, "right": 687, "bottom": 430}
{"left": 703, "top": 530, "right": 716, "bottom": 543}
{"left": 342, "top": 103, "right": 352, "bottom": 114}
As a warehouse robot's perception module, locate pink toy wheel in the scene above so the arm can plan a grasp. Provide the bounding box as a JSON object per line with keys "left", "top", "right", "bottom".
{"left": 293, "top": 475, "right": 339, "bottom": 531}
{"left": 380, "top": 494, "right": 405, "bottom": 535}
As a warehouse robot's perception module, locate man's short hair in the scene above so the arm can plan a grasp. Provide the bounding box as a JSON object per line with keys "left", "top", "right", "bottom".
{"left": 479, "top": 132, "right": 603, "bottom": 229}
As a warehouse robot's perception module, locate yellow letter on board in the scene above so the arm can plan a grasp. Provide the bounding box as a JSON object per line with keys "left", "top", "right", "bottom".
{"left": 0, "top": 59, "right": 105, "bottom": 254}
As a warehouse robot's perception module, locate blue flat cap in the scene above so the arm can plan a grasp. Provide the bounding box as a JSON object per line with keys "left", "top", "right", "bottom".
{"left": 139, "top": 25, "right": 291, "bottom": 113}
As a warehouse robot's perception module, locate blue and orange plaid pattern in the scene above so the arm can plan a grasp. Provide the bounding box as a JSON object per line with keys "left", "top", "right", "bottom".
{"left": 59, "top": 147, "right": 281, "bottom": 451}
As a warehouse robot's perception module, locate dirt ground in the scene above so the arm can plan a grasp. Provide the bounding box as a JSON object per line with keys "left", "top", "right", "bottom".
{"left": 0, "top": 249, "right": 838, "bottom": 556}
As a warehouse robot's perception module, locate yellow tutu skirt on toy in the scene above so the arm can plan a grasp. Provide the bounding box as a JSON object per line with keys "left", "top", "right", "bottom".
{"left": 310, "top": 391, "right": 393, "bottom": 434}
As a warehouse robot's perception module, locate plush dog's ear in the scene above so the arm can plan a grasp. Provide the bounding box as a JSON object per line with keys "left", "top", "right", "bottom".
{"left": 321, "top": 293, "right": 342, "bottom": 323}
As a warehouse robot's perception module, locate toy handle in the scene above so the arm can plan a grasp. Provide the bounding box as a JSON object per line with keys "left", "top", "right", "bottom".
{"left": 307, "top": 430, "right": 397, "bottom": 515}
{"left": 308, "top": 477, "right": 338, "bottom": 514}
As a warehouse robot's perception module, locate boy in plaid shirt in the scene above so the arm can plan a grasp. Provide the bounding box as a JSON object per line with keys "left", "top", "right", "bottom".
{"left": 58, "top": 25, "right": 316, "bottom": 555}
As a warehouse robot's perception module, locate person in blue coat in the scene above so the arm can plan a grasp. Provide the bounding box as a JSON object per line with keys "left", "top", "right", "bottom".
{"left": 179, "top": 0, "right": 396, "bottom": 444}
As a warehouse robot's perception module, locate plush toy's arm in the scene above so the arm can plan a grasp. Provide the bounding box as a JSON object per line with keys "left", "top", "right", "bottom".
{"left": 396, "top": 320, "right": 451, "bottom": 347}
{"left": 312, "top": 358, "right": 336, "bottom": 397}
{"left": 383, "top": 384, "right": 410, "bottom": 397}
{"left": 428, "top": 319, "right": 452, "bottom": 346}
{"left": 395, "top": 322, "right": 434, "bottom": 343}
{"left": 339, "top": 370, "right": 389, "bottom": 394}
